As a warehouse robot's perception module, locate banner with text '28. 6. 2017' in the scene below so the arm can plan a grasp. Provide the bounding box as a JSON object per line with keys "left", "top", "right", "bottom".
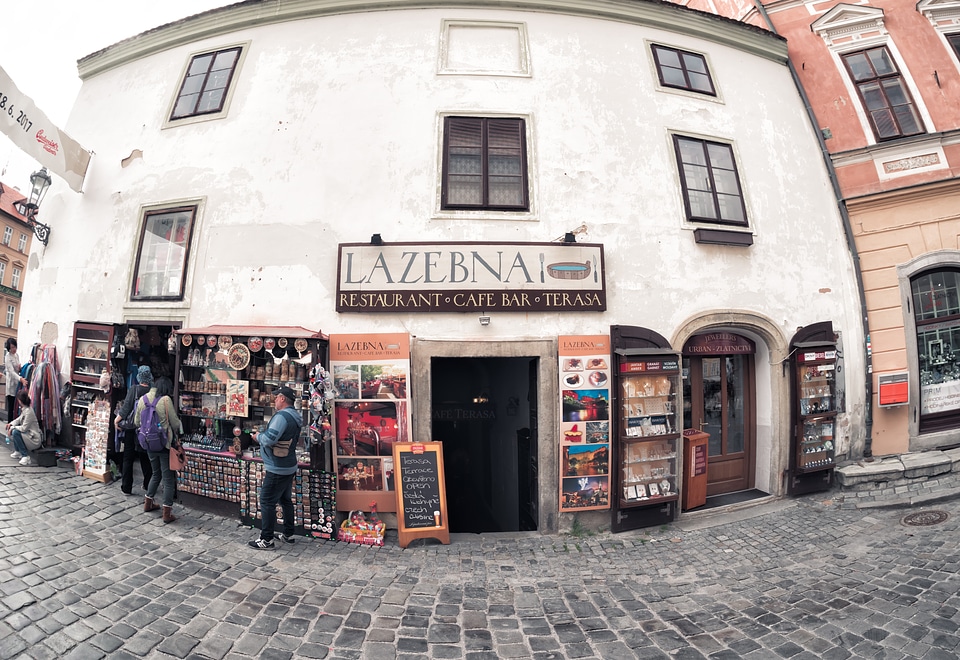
{"left": 0, "top": 65, "right": 91, "bottom": 193}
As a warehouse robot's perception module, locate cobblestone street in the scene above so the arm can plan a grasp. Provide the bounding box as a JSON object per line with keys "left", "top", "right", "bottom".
{"left": 1, "top": 459, "right": 959, "bottom": 659}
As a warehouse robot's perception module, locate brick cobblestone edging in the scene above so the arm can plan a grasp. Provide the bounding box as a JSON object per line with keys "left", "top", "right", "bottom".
{"left": 835, "top": 447, "right": 960, "bottom": 509}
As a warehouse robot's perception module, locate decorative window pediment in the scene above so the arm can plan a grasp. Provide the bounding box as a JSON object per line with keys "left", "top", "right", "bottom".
{"left": 917, "top": 0, "right": 960, "bottom": 27}
{"left": 812, "top": 4, "right": 887, "bottom": 47}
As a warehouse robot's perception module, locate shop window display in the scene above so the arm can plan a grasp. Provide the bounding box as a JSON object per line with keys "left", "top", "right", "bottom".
{"left": 912, "top": 270, "right": 960, "bottom": 431}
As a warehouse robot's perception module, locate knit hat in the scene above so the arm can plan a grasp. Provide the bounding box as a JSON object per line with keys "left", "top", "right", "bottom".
{"left": 136, "top": 365, "right": 154, "bottom": 385}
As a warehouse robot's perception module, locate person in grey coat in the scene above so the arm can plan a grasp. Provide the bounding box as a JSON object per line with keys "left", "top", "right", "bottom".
{"left": 7, "top": 390, "right": 41, "bottom": 466}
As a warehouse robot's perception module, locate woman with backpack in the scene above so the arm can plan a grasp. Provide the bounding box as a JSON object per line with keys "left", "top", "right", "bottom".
{"left": 135, "top": 375, "right": 182, "bottom": 523}
{"left": 113, "top": 365, "right": 154, "bottom": 495}
{"left": 6, "top": 390, "right": 41, "bottom": 465}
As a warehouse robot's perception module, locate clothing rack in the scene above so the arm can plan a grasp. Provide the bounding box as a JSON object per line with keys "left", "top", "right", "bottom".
{"left": 28, "top": 344, "right": 62, "bottom": 445}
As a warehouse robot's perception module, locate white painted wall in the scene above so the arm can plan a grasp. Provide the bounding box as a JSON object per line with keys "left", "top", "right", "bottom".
{"left": 21, "top": 2, "right": 866, "bottom": 459}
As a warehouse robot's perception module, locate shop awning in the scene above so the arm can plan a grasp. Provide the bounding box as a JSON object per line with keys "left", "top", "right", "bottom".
{"left": 176, "top": 325, "right": 328, "bottom": 340}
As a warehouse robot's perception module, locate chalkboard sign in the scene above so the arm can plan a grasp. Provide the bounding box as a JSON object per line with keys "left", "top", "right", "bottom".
{"left": 393, "top": 442, "right": 450, "bottom": 548}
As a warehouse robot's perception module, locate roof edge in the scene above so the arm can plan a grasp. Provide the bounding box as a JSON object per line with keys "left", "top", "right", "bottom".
{"left": 77, "top": 0, "right": 787, "bottom": 80}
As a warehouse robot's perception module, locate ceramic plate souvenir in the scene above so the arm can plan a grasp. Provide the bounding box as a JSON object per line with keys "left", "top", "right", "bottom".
{"left": 294, "top": 338, "right": 308, "bottom": 353}
{"left": 264, "top": 338, "right": 276, "bottom": 351}
{"left": 206, "top": 335, "right": 217, "bottom": 348}
{"left": 248, "top": 336, "right": 263, "bottom": 352}
{"left": 219, "top": 335, "right": 233, "bottom": 351}
{"left": 228, "top": 343, "right": 251, "bottom": 371}
{"left": 277, "top": 337, "right": 288, "bottom": 349}
{"left": 181, "top": 334, "right": 193, "bottom": 347}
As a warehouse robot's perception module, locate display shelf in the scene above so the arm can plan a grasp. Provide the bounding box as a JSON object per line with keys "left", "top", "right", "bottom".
{"left": 619, "top": 438, "right": 678, "bottom": 505}
{"left": 794, "top": 352, "right": 838, "bottom": 476}
{"left": 612, "top": 351, "right": 683, "bottom": 530}
{"left": 239, "top": 460, "right": 337, "bottom": 539}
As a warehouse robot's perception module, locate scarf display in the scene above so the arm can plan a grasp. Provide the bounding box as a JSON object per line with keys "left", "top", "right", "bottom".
{"left": 28, "top": 344, "right": 62, "bottom": 435}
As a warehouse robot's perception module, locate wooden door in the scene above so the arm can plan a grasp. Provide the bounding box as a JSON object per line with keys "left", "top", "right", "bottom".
{"left": 683, "top": 353, "right": 755, "bottom": 495}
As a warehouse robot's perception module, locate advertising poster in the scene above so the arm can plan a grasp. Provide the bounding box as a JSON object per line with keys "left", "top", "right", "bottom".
{"left": 330, "top": 333, "right": 410, "bottom": 512}
{"left": 559, "top": 335, "right": 611, "bottom": 512}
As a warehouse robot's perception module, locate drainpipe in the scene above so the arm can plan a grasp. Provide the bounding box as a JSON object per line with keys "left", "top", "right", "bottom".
{"left": 752, "top": 1, "right": 874, "bottom": 459}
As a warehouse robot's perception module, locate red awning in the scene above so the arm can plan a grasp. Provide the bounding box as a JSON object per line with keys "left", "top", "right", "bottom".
{"left": 176, "top": 325, "right": 328, "bottom": 340}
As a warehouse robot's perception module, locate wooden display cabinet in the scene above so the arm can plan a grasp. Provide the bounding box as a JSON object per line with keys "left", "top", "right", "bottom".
{"left": 70, "top": 322, "right": 116, "bottom": 452}
{"left": 612, "top": 353, "right": 682, "bottom": 532}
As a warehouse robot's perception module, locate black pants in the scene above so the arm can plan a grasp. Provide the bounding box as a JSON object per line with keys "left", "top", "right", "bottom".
{"left": 120, "top": 429, "right": 153, "bottom": 493}
{"left": 5, "top": 394, "right": 15, "bottom": 425}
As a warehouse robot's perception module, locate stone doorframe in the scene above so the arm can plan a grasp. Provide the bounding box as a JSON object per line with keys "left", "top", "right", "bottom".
{"left": 672, "top": 310, "right": 790, "bottom": 497}
{"left": 410, "top": 337, "right": 560, "bottom": 533}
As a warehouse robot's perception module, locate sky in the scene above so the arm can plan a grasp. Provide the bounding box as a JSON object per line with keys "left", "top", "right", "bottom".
{"left": 0, "top": 0, "right": 234, "bottom": 194}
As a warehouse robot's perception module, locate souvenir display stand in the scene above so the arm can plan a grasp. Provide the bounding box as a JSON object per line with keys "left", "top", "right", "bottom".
{"left": 174, "top": 326, "right": 338, "bottom": 535}
{"left": 82, "top": 400, "right": 112, "bottom": 482}
{"left": 70, "top": 323, "right": 118, "bottom": 456}
{"left": 610, "top": 326, "right": 682, "bottom": 533}
{"left": 789, "top": 322, "right": 839, "bottom": 495}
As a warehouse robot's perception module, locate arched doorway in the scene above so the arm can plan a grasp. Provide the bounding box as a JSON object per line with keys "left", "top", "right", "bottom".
{"left": 682, "top": 332, "right": 756, "bottom": 495}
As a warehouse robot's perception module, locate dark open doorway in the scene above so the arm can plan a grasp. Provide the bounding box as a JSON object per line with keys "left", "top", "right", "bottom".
{"left": 431, "top": 357, "right": 538, "bottom": 533}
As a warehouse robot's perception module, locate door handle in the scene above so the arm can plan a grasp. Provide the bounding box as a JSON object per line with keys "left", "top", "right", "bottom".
{"left": 699, "top": 421, "right": 708, "bottom": 430}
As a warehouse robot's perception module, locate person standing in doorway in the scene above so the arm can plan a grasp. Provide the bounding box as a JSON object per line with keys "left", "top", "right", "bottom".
{"left": 4, "top": 338, "right": 25, "bottom": 424}
{"left": 248, "top": 385, "right": 302, "bottom": 549}
{"left": 114, "top": 365, "right": 154, "bottom": 495}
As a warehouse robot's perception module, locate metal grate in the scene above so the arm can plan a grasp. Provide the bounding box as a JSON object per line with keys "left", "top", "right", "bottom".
{"left": 901, "top": 510, "right": 949, "bottom": 526}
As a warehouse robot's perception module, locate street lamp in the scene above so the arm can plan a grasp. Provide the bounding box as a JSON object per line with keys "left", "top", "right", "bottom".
{"left": 21, "top": 167, "right": 52, "bottom": 246}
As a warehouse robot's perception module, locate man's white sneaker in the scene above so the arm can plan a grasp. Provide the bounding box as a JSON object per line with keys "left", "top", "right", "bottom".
{"left": 10, "top": 452, "right": 21, "bottom": 460}
{"left": 19, "top": 456, "right": 31, "bottom": 466}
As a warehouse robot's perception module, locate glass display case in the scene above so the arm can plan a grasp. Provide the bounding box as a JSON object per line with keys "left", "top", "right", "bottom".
{"left": 612, "top": 350, "right": 682, "bottom": 532}
{"left": 796, "top": 356, "right": 837, "bottom": 473}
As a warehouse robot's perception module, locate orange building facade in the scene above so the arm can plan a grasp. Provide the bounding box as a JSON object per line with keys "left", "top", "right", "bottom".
{"left": 677, "top": 0, "right": 960, "bottom": 456}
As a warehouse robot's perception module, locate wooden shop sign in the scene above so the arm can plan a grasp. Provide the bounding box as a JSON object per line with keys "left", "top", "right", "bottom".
{"left": 337, "top": 242, "right": 606, "bottom": 312}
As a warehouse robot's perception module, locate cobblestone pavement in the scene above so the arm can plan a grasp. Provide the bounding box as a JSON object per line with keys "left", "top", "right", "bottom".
{"left": 1, "top": 458, "right": 960, "bottom": 660}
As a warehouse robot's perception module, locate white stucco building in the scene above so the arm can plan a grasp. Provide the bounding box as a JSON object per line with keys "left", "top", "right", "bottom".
{"left": 24, "top": 0, "right": 864, "bottom": 533}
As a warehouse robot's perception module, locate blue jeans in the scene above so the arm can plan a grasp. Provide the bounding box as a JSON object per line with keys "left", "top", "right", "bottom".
{"left": 146, "top": 449, "right": 176, "bottom": 507}
{"left": 259, "top": 471, "right": 295, "bottom": 540}
{"left": 9, "top": 429, "right": 28, "bottom": 455}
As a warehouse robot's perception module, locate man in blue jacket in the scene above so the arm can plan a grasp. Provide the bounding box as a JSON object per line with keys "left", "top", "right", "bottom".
{"left": 249, "top": 385, "right": 302, "bottom": 549}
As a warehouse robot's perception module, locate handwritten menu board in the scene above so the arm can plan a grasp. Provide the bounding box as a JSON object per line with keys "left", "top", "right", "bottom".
{"left": 393, "top": 442, "right": 450, "bottom": 548}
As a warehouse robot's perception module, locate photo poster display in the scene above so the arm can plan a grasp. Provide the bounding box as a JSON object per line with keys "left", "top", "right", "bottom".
{"left": 330, "top": 333, "right": 411, "bottom": 512}
{"left": 558, "top": 335, "right": 611, "bottom": 512}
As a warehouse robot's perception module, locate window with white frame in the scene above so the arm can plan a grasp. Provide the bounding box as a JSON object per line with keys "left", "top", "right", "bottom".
{"left": 651, "top": 44, "right": 716, "bottom": 96}
{"left": 917, "top": 0, "right": 960, "bottom": 66}
{"left": 813, "top": 5, "right": 929, "bottom": 144}
{"left": 17, "top": 233, "right": 26, "bottom": 252}
{"left": 169, "top": 46, "right": 243, "bottom": 122}
{"left": 0, "top": 262, "right": 7, "bottom": 285}
{"left": 441, "top": 116, "right": 529, "bottom": 211}
{"left": 949, "top": 33, "right": 960, "bottom": 60}
{"left": 2, "top": 227, "right": 11, "bottom": 246}
{"left": 841, "top": 47, "right": 924, "bottom": 140}
{"left": 6, "top": 305, "right": 14, "bottom": 328}
{"left": 131, "top": 206, "right": 196, "bottom": 301}
{"left": 12, "top": 267, "right": 21, "bottom": 290}
{"left": 673, "top": 135, "right": 747, "bottom": 226}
